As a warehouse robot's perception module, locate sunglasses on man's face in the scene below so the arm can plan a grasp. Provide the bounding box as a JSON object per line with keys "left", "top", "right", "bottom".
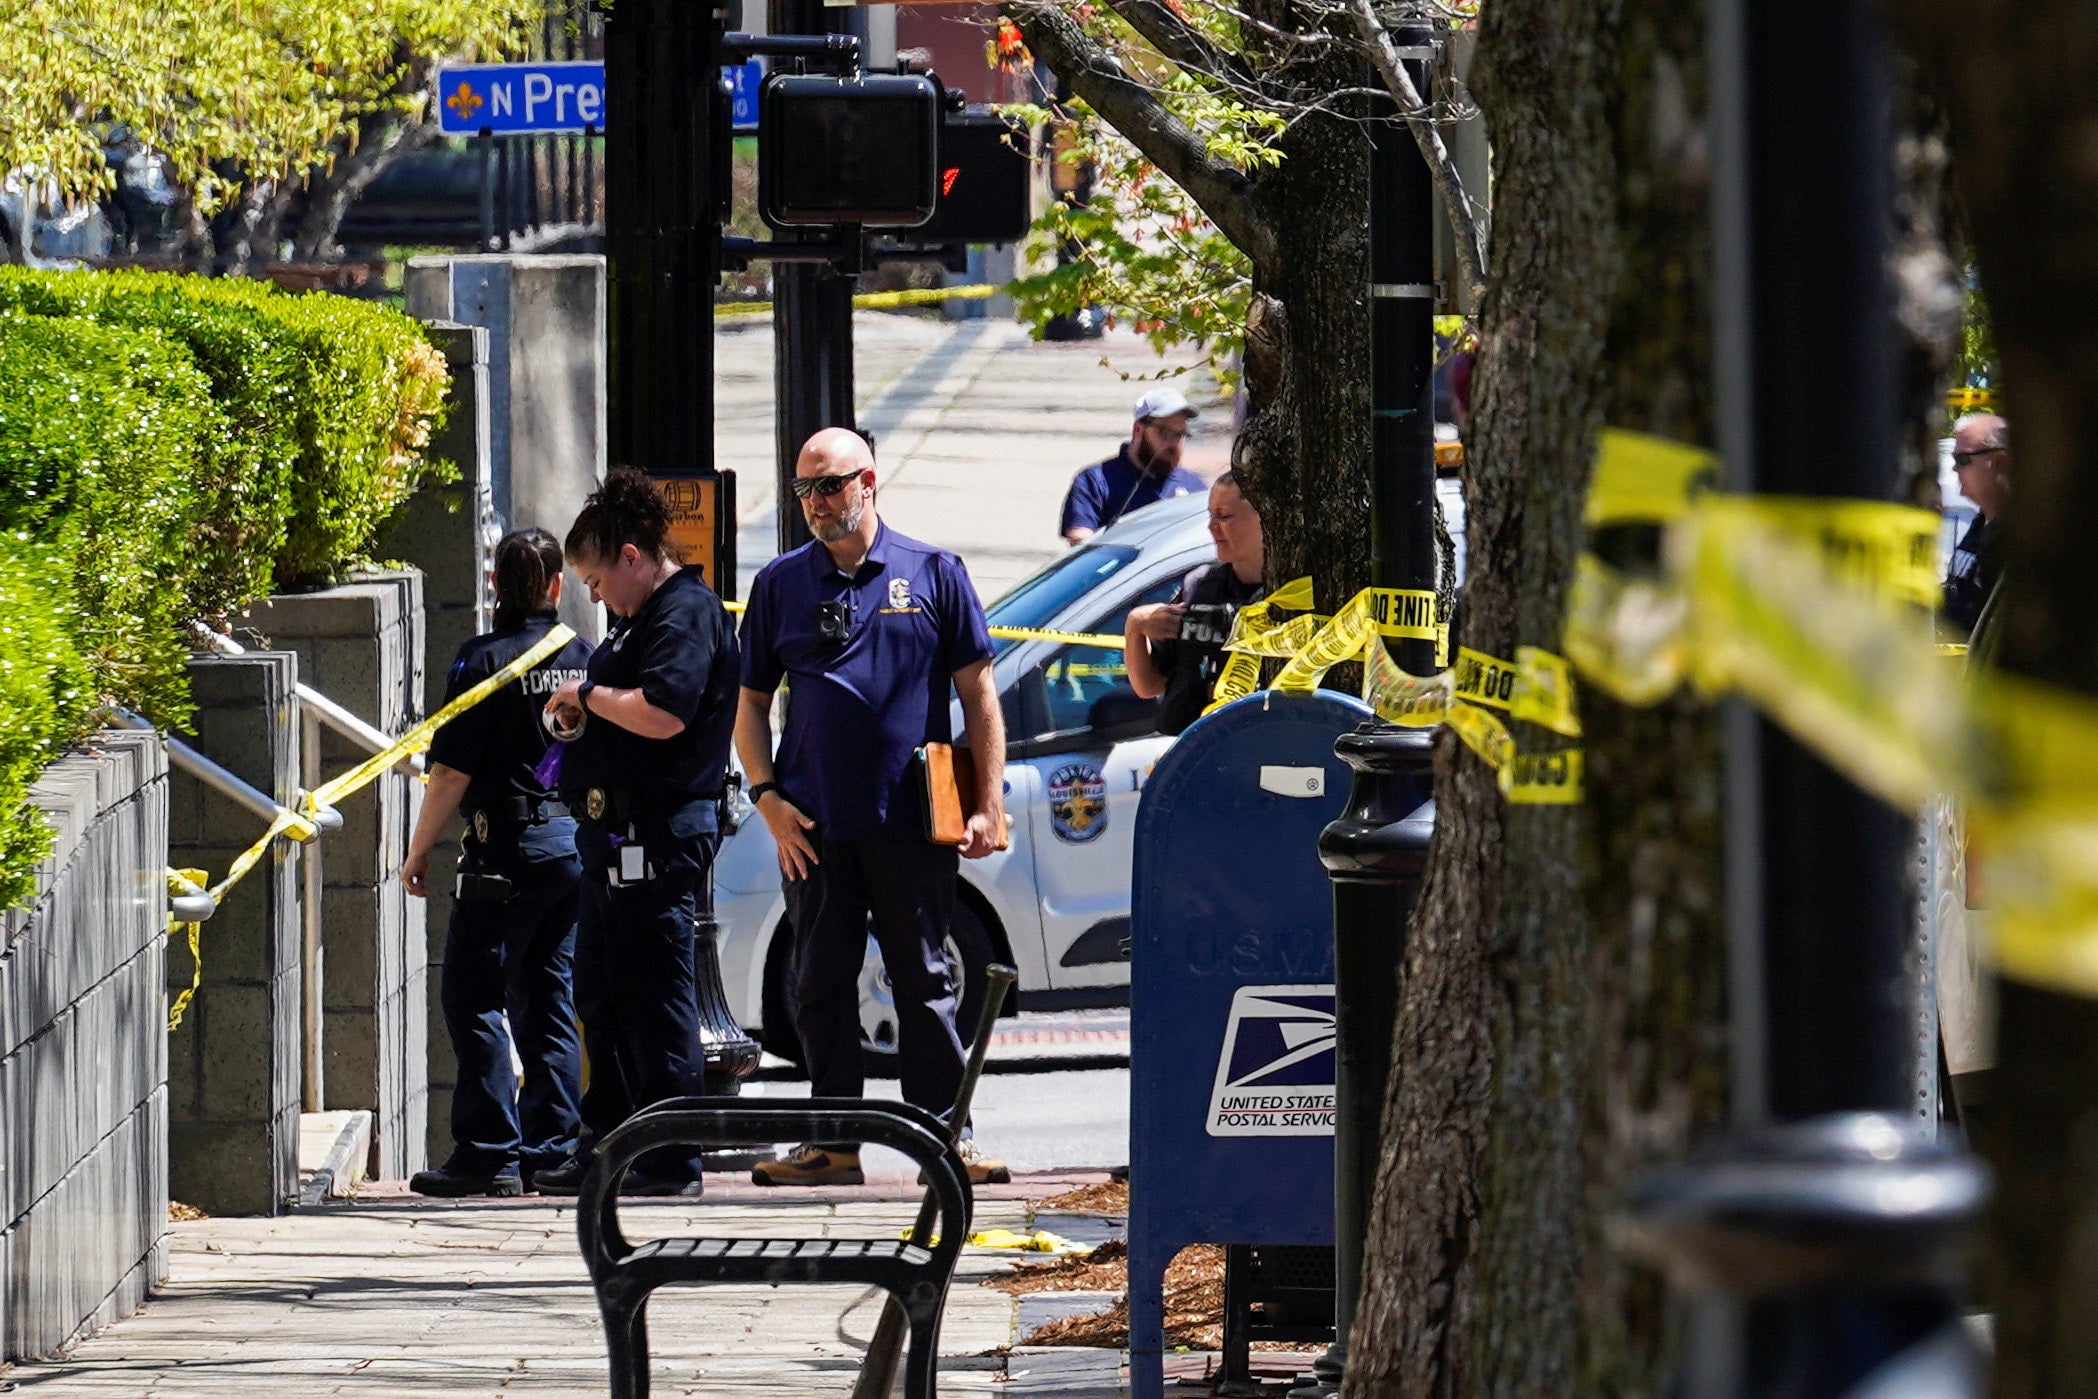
{"left": 791, "top": 469, "right": 866, "bottom": 500}
{"left": 1951, "top": 447, "right": 2004, "bottom": 467}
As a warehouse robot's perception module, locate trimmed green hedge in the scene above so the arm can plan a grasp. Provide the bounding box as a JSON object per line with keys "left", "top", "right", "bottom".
{"left": 0, "top": 269, "right": 450, "bottom": 906}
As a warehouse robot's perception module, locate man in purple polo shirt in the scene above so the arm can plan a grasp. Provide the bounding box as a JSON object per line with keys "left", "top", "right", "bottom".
{"left": 1059, "top": 386, "right": 1207, "bottom": 545}
{"left": 735, "top": 427, "right": 1010, "bottom": 1186}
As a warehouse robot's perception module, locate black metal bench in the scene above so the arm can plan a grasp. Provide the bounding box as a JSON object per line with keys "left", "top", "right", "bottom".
{"left": 577, "top": 1098, "right": 973, "bottom": 1399}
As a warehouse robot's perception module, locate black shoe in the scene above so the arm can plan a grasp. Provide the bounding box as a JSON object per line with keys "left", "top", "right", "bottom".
{"left": 620, "top": 1172, "right": 705, "bottom": 1199}
{"left": 409, "top": 1166, "right": 524, "bottom": 1198}
{"left": 531, "top": 1156, "right": 590, "bottom": 1195}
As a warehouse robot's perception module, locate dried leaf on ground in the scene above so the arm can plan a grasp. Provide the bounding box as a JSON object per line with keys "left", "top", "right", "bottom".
{"left": 983, "top": 1239, "right": 1127, "bottom": 1295}
{"left": 1031, "top": 1179, "right": 1129, "bottom": 1214}
{"left": 170, "top": 1201, "right": 208, "bottom": 1222}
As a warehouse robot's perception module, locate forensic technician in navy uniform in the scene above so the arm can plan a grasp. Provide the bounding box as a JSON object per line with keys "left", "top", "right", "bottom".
{"left": 401, "top": 528, "right": 593, "bottom": 1197}
{"left": 736, "top": 427, "right": 1010, "bottom": 1187}
{"left": 531, "top": 467, "right": 739, "bottom": 1198}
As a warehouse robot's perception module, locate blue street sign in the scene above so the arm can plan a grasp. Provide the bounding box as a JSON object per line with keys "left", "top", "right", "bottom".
{"left": 436, "top": 60, "right": 764, "bottom": 137}
{"left": 437, "top": 62, "right": 606, "bottom": 136}
{"left": 725, "top": 60, "right": 762, "bottom": 133}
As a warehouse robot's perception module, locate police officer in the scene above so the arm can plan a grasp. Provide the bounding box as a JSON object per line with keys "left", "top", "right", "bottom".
{"left": 1060, "top": 387, "right": 1207, "bottom": 545}
{"left": 1124, "top": 472, "right": 1266, "bottom": 734}
{"left": 736, "top": 427, "right": 1010, "bottom": 1187}
{"left": 1944, "top": 412, "right": 2011, "bottom": 637}
{"left": 401, "top": 528, "right": 592, "bottom": 1197}
{"left": 530, "top": 467, "right": 739, "bottom": 1199}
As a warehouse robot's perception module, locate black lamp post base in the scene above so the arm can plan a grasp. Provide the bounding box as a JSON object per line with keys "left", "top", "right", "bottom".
{"left": 1618, "top": 1112, "right": 1987, "bottom": 1397}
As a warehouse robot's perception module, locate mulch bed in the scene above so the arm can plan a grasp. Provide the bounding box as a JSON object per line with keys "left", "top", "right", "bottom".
{"left": 1010, "top": 1243, "right": 1225, "bottom": 1349}
{"left": 1031, "top": 1179, "right": 1129, "bottom": 1216}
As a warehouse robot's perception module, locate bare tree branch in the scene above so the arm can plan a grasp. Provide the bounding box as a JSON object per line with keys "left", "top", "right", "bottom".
{"left": 1348, "top": 0, "right": 1488, "bottom": 300}
{"left": 1099, "top": 0, "right": 1262, "bottom": 95}
{"left": 1009, "top": 0, "right": 1279, "bottom": 270}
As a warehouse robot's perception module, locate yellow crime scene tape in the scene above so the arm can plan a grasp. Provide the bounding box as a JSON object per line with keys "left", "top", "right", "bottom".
{"left": 717, "top": 599, "right": 1123, "bottom": 650}
{"left": 164, "top": 624, "right": 582, "bottom": 1030}
{"left": 1566, "top": 428, "right": 2098, "bottom": 1000}
{"left": 716, "top": 284, "right": 1000, "bottom": 318}
{"left": 1201, "top": 575, "right": 1583, "bottom": 804}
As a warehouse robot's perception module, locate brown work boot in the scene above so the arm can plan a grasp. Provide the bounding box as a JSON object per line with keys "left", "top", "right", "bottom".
{"left": 751, "top": 1144, "right": 864, "bottom": 1187}
{"left": 921, "top": 1138, "right": 1011, "bottom": 1187}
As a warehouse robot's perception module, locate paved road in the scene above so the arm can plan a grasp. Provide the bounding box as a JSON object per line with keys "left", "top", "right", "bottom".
{"left": 716, "top": 312, "right": 1227, "bottom": 603}
{"left": 747, "top": 1064, "right": 1129, "bottom": 1183}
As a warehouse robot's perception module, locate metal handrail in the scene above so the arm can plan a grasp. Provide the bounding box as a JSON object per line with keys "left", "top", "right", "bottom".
{"left": 105, "top": 708, "right": 333, "bottom": 840}
{"left": 190, "top": 625, "right": 424, "bottom": 776}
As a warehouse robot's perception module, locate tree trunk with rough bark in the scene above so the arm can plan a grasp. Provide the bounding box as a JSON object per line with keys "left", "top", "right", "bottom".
{"left": 1344, "top": 1, "right": 1618, "bottom": 1390}
{"left": 1575, "top": 2, "right": 1726, "bottom": 1391}
{"left": 1345, "top": 0, "right": 1731, "bottom": 1393}
{"left": 1889, "top": 5, "right": 2098, "bottom": 1395}
{"left": 1234, "top": 109, "right": 1372, "bottom": 596}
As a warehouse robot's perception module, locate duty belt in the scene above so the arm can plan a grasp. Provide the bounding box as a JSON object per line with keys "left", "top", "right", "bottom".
{"left": 466, "top": 796, "right": 571, "bottom": 845}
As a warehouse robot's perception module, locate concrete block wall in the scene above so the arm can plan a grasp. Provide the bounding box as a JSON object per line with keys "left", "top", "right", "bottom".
{"left": 0, "top": 729, "right": 170, "bottom": 1360}
{"left": 167, "top": 652, "right": 303, "bottom": 1217}
{"left": 242, "top": 572, "right": 427, "bottom": 1181}
{"left": 373, "top": 325, "right": 494, "bottom": 1167}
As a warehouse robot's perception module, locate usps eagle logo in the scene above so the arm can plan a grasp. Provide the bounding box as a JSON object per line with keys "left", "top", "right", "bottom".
{"left": 888, "top": 577, "right": 913, "bottom": 610}
{"left": 1047, "top": 762, "right": 1108, "bottom": 843}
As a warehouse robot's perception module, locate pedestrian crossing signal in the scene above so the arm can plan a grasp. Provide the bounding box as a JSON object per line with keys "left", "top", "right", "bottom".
{"left": 759, "top": 73, "right": 940, "bottom": 228}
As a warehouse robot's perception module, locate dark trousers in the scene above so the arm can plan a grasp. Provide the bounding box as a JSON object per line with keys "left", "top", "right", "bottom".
{"left": 787, "top": 838, "right": 964, "bottom": 1148}
{"left": 440, "top": 821, "right": 584, "bottom": 1176}
{"left": 573, "top": 820, "right": 720, "bottom": 1182}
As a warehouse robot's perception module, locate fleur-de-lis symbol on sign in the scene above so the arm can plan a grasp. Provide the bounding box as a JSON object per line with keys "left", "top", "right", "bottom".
{"left": 446, "top": 81, "right": 484, "bottom": 122}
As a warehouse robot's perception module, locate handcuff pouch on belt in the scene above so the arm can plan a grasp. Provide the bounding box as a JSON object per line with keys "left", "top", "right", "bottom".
{"left": 454, "top": 797, "right": 567, "bottom": 902}
{"left": 456, "top": 807, "right": 515, "bottom": 902}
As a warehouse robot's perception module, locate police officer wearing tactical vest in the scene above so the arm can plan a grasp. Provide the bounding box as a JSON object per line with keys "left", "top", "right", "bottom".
{"left": 736, "top": 427, "right": 1011, "bottom": 1187}
{"left": 531, "top": 468, "right": 740, "bottom": 1199}
{"left": 401, "top": 528, "right": 593, "bottom": 1198}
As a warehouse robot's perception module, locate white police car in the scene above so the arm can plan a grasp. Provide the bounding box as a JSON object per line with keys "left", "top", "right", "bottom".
{"left": 714, "top": 482, "right": 1467, "bottom": 1069}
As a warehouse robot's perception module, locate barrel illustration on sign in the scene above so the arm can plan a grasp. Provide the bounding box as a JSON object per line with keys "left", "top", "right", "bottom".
{"left": 1205, "top": 985, "right": 1336, "bottom": 1136}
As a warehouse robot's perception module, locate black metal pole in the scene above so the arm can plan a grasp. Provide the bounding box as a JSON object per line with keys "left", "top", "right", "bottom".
{"left": 605, "top": 0, "right": 718, "bottom": 478}
{"left": 1297, "top": 28, "right": 1441, "bottom": 1399}
{"left": 478, "top": 129, "right": 497, "bottom": 252}
{"left": 1616, "top": 0, "right": 1987, "bottom": 1391}
{"left": 769, "top": 0, "right": 858, "bottom": 557}
{"left": 604, "top": 0, "right": 759, "bottom": 1092}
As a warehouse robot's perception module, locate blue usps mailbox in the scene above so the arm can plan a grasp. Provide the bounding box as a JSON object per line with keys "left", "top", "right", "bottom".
{"left": 1128, "top": 690, "right": 1370, "bottom": 1399}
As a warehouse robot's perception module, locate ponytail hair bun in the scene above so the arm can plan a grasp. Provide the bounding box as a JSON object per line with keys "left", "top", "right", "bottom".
{"left": 493, "top": 527, "right": 563, "bottom": 632}
{"left": 566, "top": 465, "right": 674, "bottom": 567}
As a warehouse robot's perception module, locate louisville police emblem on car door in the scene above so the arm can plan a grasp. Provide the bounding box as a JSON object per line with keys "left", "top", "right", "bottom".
{"left": 1047, "top": 762, "right": 1109, "bottom": 843}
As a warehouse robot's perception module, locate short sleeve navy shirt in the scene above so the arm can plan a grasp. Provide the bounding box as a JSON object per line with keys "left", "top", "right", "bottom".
{"left": 740, "top": 523, "right": 995, "bottom": 841}
{"left": 1059, "top": 445, "right": 1205, "bottom": 536}
{"left": 562, "top": 567, "right": 739, "bottom": 807}
{"left": 427, "top": 612, "right": 592, "bottom": 813}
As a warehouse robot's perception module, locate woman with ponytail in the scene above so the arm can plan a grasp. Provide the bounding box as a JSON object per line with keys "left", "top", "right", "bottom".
{"left": 531, "top": 467, "right": 739, "bottom": 1198}
{"left": 400, "top": 528, "right": 594, "bottom": 1197}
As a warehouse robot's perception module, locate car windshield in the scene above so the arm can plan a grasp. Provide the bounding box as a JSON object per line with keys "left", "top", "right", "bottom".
{"left": 986, "top": 544, "right": 1141, "bottom": 657}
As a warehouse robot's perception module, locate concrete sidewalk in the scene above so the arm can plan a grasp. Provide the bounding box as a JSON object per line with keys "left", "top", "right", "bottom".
{"left": 4, "top": 1175, "right": 1128, "bottom": 1397}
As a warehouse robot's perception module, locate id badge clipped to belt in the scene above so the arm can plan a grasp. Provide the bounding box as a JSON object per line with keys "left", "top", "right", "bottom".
{"left": 608, "top": 823, "right": 650, "bottom": 887}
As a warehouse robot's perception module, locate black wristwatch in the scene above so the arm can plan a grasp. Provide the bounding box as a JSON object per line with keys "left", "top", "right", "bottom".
{"left": 749, "top": 781, "right": 783, "bottom": 806}
{"left": 577, "top": 680, "right": 598, "bottom": 709}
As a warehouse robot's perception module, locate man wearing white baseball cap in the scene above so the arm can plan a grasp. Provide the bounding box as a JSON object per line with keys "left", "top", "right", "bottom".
{"left": 1058, "top": 386, "right": 1207, "bottom": 545}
